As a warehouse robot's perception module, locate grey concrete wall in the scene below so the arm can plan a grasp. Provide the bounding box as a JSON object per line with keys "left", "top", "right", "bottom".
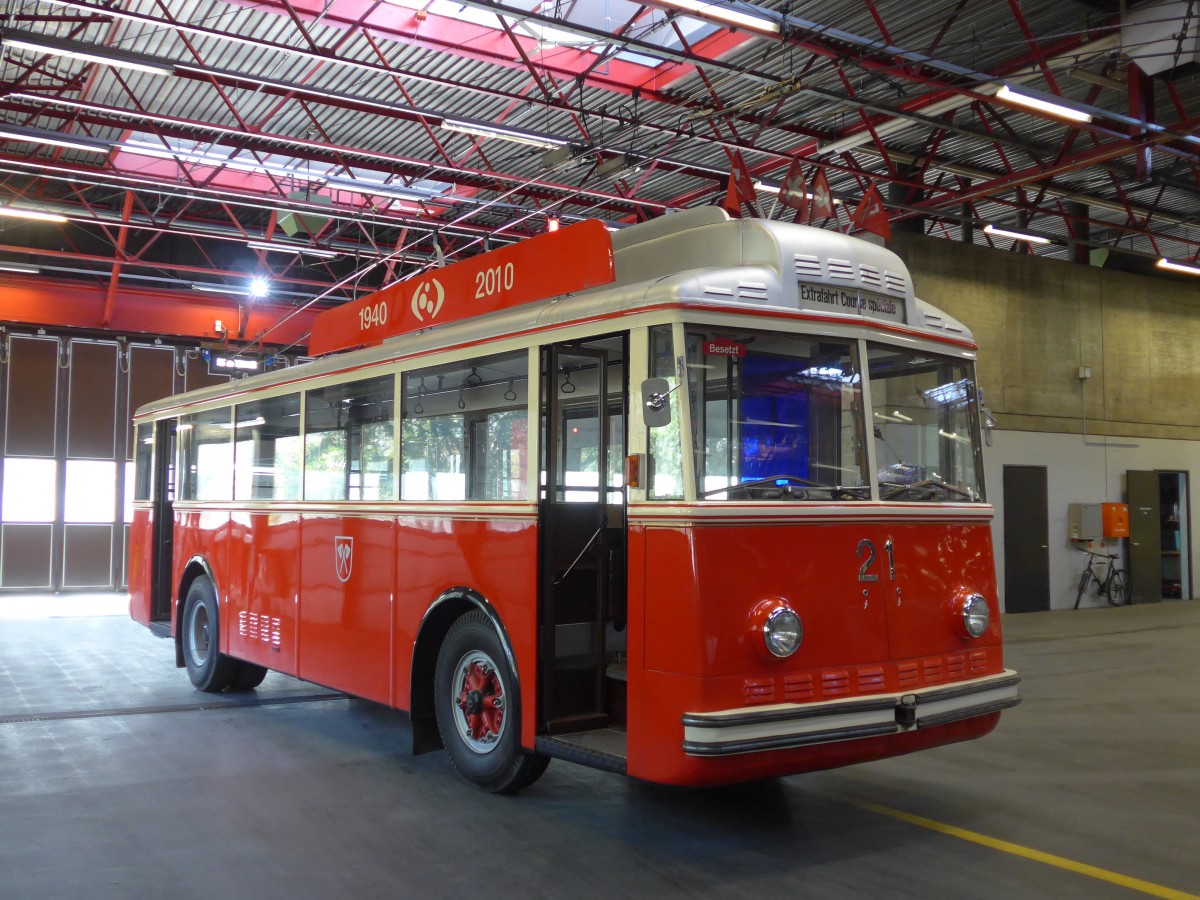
{"left": 891, "top": 233, "right": 1200, "bottom": 441}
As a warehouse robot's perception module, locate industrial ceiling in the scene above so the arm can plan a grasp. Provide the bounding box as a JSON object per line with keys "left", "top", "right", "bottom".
{"left": 1, "top": 0, "right": 1197, "bottom": 350}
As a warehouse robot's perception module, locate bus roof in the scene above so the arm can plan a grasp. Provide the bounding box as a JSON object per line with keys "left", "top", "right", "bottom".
{"left": 134, "top": 208, "right": 973, "bottom": 419}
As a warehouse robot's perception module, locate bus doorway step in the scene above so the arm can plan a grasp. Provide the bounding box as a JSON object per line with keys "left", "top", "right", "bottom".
{"left": 535, "top": 729, "right": 627, "bottom": 774}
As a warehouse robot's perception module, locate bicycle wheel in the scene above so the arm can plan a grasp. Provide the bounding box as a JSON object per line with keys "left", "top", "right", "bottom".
{"left": 1075, "top": 569, "right": 1091, "bottom": 609}
{"left": 1106, "top": 569, "right": 1131, "bottom": 606}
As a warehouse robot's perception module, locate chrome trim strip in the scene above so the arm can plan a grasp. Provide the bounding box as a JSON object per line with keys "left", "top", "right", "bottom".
{"left": 682, "top": 670, "right": 1020, "bottom": 757}
{"left": 628, "top": 503, "right": 993, "bottom": 525}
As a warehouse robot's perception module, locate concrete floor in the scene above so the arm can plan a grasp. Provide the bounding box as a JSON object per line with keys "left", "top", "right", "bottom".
{"left": 1, "top": 597, "right": 1197, "bottom": 900}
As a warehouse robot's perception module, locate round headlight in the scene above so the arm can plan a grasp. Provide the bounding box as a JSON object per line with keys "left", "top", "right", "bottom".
{"left": 763, "top": 606, "right": 803, "bottom": 658}
{"left": 960, "top": 593, "right": 990, "bottom": 638}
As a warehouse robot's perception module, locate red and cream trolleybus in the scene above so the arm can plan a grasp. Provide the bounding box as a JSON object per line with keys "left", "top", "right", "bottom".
{"left": 129, "top": 206, "right": 1020, "bottom": 793}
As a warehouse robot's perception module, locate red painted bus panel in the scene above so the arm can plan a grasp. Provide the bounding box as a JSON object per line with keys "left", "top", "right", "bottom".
{"left": 172, "top": 509, "right": 231, "bottom": 626}
{"left": 223, "top": 512, "right": 300, "bottom": 673}
{"left": 387, "top": 515, "right": 540, "bottom": 745}
{"left": 298, "top": 515, "right": 395, "bottom": 705}
{"left": 128, "top": 508, "right": 153, "bottom": 625}
{"left": 627, "top": 518, "right": 1005, "bottom": 784}
{"left": 879, "top": 523, "right": 1000, "bottom": 660}
{"left": 307, "top": 220, "right": 615, "bottom": 356}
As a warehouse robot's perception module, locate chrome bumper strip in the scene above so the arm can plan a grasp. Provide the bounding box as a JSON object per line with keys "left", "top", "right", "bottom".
{"left": 682, "top": 670, "right": 1020, "bottom": 757}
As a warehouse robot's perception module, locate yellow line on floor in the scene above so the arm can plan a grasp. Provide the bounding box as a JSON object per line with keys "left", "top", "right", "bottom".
{"left": 855, "top": 801, "right": 1199, "bottom": 900}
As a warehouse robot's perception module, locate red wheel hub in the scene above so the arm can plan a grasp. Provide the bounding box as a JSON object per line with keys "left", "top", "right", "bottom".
{"left": 456, "top": 660, "right": 504, "bottom": 743}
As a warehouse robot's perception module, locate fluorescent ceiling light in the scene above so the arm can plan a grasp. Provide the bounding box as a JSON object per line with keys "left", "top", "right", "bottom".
{"left": 1157, "top": 258, "right": 1200, "bottom": 276}
{"left": 246, "top": 240, "right": 338, "bottom": 258}
{"left": 983, "top": 224, "right": 1051, "bottom": 245}
{"left": 0, "top": 206, "right": 68, "bottom": 223}
{"left": 655, "top": 0, "right": 781, "bottom": 35}
{"left": 441, "top": 118, "right": 564, "bottom": 150}
{"left": 192, "top": 283, "right": 244, "bottom": 295}
{"left": 995, "top": 84, "right": 1092, "bottom": 124}
{"left": 752, "top": 180, "right": 842, "bottom": 204}
{"left": 0, "top": 126, "right": 110, "bottom": 154}
{"left": 4, "top": 30, "right": 175, "bottom": 77}
{"left": 0, "top": 261, "right": 39, "bottom": 274}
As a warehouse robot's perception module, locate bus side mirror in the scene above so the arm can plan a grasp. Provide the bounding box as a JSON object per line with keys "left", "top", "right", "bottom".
{"left": 642, "top": 378, "right": 673, "bottom": 428}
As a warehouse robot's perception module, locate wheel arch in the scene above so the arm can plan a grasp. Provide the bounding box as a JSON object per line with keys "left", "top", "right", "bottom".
{"left": 409, "top": 586, "right": 519, "bottom": 756}
{"left": 174, "top": 556, "right": 219, "bottom": 669}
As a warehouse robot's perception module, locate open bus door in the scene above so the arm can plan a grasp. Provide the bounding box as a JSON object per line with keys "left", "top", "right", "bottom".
{"left": 538, "top": 338, "right": 627, "bottom": 740}
{"left": 150, "top": 418, "right": 177, "bottom": 628}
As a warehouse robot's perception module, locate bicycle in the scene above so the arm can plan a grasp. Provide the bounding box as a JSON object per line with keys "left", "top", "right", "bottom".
{"left": 1074, "top": 547, "right": 1131, "bottom": 608}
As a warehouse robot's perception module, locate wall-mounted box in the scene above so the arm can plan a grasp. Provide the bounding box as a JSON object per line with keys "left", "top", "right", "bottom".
{"left": 1102, "top": 502, "right": 1130, "bottom": 538}
{"left": 1068, "top": 503, "right": 1102, "bottom": 541}
{"left": 1069, "top": 502, "right": 1130, "bottom": 540}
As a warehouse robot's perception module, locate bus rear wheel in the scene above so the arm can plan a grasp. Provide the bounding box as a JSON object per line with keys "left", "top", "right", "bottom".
{"left": 434, "top": 611, "right": 548, "bottom": 793}
{"left": 182, "top": 576, "right": 238, "bottom": 693}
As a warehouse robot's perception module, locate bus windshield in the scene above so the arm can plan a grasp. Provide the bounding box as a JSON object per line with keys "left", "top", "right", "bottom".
{"left": 670, "top": 326, "right": 984, "bottom": 503}
{"left": 683, "top": 327, "right": 870, "bottom": 501}
{"left": 868, "top": 343, "right": 984, "bottom": 503}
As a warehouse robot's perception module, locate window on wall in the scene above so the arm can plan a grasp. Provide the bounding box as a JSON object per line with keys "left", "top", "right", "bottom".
{"left": 1, "top": 458, "right": 57, "bottom": 522}
{"left": 401, "top": 351, "right": 528, "bottom": 501}
{"left": 234, "top": 394, "right": 301, "bottom": 501}
{"left": 305, "top": 374, "right": 395, "bottom": 501}
{"left": 179, "top": 407, "right": 233, "bottom": 501}
{"left": 64, "top": 460, "right": 117, "bottom": 522}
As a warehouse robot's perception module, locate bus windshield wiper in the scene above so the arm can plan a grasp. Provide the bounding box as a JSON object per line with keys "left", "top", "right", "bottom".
{"left": 880, "top": 479, "right": 975, "bottom": 502}
{"left": 702, "top": 475, "right": 867, "bottom": 501}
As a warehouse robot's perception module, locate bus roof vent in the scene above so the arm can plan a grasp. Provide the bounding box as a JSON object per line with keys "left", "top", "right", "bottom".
{"left": 858, "top": 264, "right": 882, "bottom": 289}
{"left": 737, "top": 281, "right": 769, "bottom": 302}
{"left": 794, "top": 254, "right": 823, "bottom": 278}
{"left": 828, "top": 259, "right": 855, "bottom": 281}
{"left": 702, "top": 285, "right": 735, "bottom": 298}
{"left": 884, "top": 271, "right": 908, "bottom": 296}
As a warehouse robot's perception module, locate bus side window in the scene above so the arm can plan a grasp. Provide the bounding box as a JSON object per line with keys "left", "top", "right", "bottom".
{"left": 234, "top": 393, "right": 302, "bottom": 501}
{"left": 178, "top": 407, "right": 233, "bottom": 501}
{"left": 304, "top": 374, "right": 395, "bottom": 502}
{"left": 401, "top": 351, "right": 528, "bottom": 502}
{"left": 133, "top": 423, "right": 154, "bottom": 501}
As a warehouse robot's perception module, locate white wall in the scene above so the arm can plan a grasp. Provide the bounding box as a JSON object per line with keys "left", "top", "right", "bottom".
{"left": 985, "top": 429, "right": 1200, "bottom": 610}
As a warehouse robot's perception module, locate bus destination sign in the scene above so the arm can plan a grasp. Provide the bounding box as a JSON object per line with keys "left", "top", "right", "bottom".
{"left": 797, "top": 281, "right": 905, "bottom": 324}
{"left": 308, "top": 219, "right": 616, "bottom": 356}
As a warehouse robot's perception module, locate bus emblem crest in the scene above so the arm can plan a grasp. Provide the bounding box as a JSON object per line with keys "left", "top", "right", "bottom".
{"left": 334, "top": 536, "right": 354, "bottom": 583}
{"left": 411, "top": 278, "right": 445, "bottom": 323}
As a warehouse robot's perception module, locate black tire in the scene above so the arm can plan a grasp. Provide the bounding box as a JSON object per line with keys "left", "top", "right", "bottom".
{"left": 1074, "top": 570, "right": 1090, "bottom": 609}
{"left": 433, "top": 611, "right": 549, "bottom": 793}
{"left": 1107, "top": 569, "right": 1131, "bottom": 606}
{"left": 181, "top": 576, "right": 238, "bottom": 693}
{"left": 228, "top": 661, "right": 269, "bottom": 692}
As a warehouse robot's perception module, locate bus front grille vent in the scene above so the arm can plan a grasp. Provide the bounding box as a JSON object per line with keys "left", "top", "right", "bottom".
{"left": 898, "top": 662, "right": 920, "bottom": 689}
{"left": 856, "top": 667, "right": 885, "bottom": 693}
{"left": 743, "top": 677, "right": 774, "bottom": 704}
{"left": 969, "top": 651, "right": 988, "bottom": 674}
{"left": 821, "top": 670, "right": 850, "bottom": 697}
{"left": 782, "top": 673, "right": 813, "bottom": 702}
{"left": 947, "top": 655, "right": 966, "bottom": 679}
{"left": 922, "top": 658, "right": 943, "bottom": 682}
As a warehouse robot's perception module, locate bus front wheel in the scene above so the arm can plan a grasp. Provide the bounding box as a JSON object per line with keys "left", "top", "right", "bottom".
{"left": 433, "top": 611, "right": 548, "bottom": 793}
{"left": 182, "top": 576, "right": 238, "bottom": 693}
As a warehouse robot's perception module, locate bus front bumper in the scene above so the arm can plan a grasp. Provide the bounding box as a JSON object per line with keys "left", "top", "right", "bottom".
{"left": 681, "top": 670, "right": 1020, "bottom": 757}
